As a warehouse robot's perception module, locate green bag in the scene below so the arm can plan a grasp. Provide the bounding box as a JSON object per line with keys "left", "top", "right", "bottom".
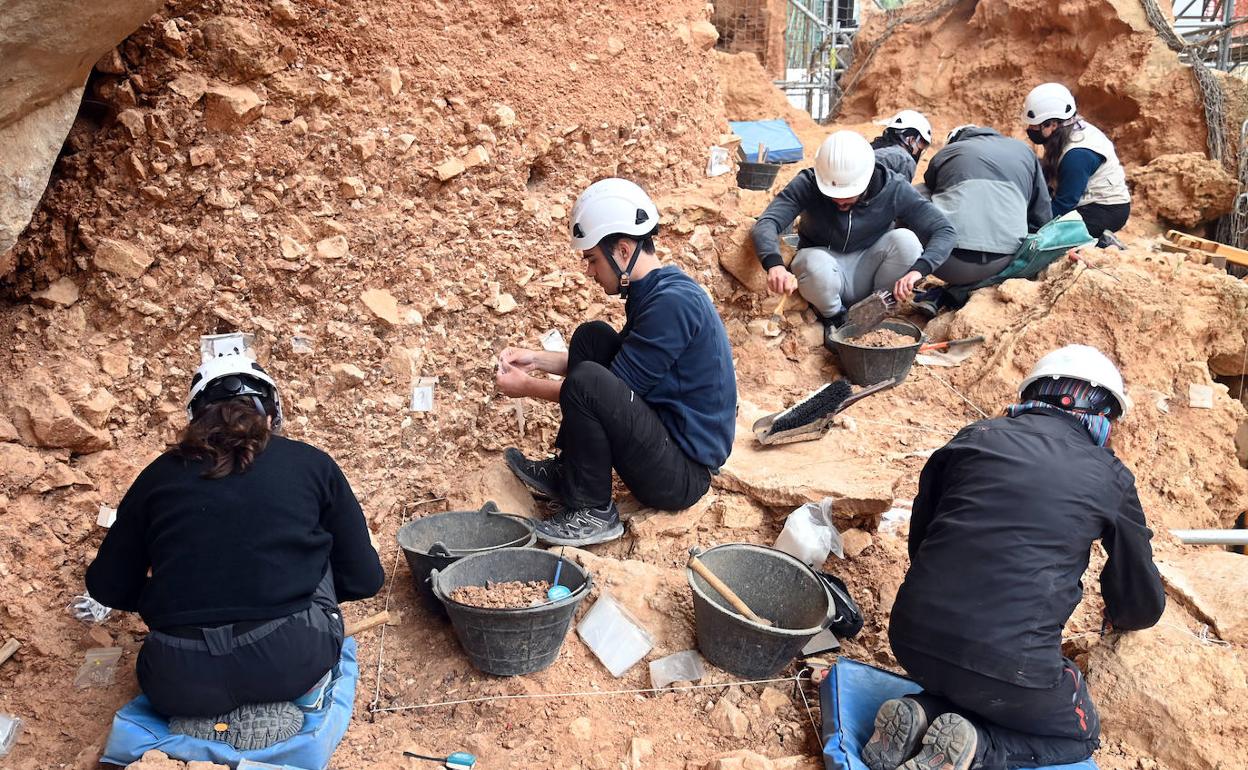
{"left": 944, "top": 212, "right": 1095, "bottom": 305}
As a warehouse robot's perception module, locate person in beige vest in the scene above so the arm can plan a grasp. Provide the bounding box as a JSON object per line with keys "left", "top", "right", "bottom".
{"left": 1021, "top": 83, "right": 1130, "bottom": 248}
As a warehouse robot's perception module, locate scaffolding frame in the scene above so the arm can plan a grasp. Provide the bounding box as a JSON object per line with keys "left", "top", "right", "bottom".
{"left": 779, "top": 0, "right": 856, "bottom": 120}
{"left": 1173, "top": 0, "right": 1248, "bottom": 71}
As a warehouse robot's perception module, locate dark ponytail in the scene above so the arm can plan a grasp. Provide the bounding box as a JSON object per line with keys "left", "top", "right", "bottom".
{"left": 174, "top": 397, "right": 272, "bottom": 479}
{"left": 1039, "top": 119, "right": 1080, "bottom": 190}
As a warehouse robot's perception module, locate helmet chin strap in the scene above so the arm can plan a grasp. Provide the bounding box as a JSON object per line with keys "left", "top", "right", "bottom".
{"left": 609, "top": 240, "right": 645, "bottom": 299}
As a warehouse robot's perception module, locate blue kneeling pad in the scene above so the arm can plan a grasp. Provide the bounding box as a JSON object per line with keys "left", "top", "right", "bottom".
{"left": 101, "top": 637, "right": 358, "bottom": 769}
{"left": 819, "top": 658, "right": 1098, "bottom": 770}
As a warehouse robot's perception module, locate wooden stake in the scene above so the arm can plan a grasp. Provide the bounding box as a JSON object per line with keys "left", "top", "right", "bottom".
{"left": 345, "top": 610, "right": 391, "bottom": 637}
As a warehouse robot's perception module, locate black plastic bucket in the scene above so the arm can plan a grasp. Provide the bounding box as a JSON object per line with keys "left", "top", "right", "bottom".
{"left": 431, "top": 547, "right": 591, "bottom": 676}
{"left": 396, "top": 501, "right": 536, "bottom": 610}
{"left": 829, "top": 319, "right": 926, "bottom": 386}
{"left": 687, "top": 544, "right": 832, "bottom": 679}
{"left": 737, "top": 161, "right": 782, "bottom": 191}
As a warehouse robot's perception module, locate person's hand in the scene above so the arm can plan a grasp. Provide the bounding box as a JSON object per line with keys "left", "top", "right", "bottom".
{"left": 499, "top": 346, "right": 541, "bottom": 374}
{"left": 767, "top": 265, "right": 798, "bottom": 295}
{"left": 495, "top": 359, "right": 533, "bottom": 398}
{"left": 893, "top": 270, "right": 923, "bottom": 303}
{"left": 71, "top": 592, "right": 112, "bottom": 623}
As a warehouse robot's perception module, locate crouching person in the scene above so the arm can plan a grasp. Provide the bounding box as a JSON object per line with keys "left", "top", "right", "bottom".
{"left": 752, "top": 130, "right": 956, "bottom": 348}
{"left": 86, "top": 354, "right": 384, "bottom": 718}
{"left": 498, "top": 178, "right": 737, "bottom": 547}
{"left": 867, "top": 345, "right": 1165, "bottom": 770}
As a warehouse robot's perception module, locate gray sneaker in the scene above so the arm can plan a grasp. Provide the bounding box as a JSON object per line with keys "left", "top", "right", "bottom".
{"left": 534, "top": 502, "right": 624, "bottom": 546}
{"left": 897, "top": 713, "right": 978, "bottom": 770}
{"left": 863, "top": 697, "right": 929, "bottom": 770}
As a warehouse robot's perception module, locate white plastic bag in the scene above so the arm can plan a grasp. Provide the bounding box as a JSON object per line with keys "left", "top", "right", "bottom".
{"left": 773, "top": 497, "right": 843, "bottom": 566}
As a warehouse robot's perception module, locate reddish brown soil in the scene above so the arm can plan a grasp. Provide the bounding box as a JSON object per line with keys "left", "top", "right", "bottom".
{"left": 449, "top": 580, "right": 551, "bottom": 609}
{"left": 1, "top": 0, "right": 1247, "bottom": 769}
{"left": 848, "top": 328, "right": 915, "bottom": 349}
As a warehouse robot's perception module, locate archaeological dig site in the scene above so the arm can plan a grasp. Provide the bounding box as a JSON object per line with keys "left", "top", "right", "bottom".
{"left": 2, "top": 0, "right": 1248, "bottom": 769}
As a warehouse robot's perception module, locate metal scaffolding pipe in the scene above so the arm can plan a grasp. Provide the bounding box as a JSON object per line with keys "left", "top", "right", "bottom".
{"left": 1171, "top": 529, "right": 1248, "bottom": 545}
{"left": 1219, "top": 0, "right": 1235, "bottom": 70}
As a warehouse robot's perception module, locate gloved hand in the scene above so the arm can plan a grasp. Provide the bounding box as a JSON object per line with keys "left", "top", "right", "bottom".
{"left": 70, "top": 592, "right": 112, "bottom": 623}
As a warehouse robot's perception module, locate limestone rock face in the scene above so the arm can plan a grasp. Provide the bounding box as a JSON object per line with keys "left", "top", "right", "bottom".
{"left": 1130, "top": 152, "right": 1237, "bottom": 227}
{"left": 0, "top": 0, "right": 165, "bottom": 259}
{"left": 840, "top": 0, "right": 1211, "bottom": 168}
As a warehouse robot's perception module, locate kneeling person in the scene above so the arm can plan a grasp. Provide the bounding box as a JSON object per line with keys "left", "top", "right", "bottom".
{"left": 498, "top": 178, "right": 737, "bottom": 547}
{"left": 752, "top": 130, "right": 956, "bottom": 347}
{"left": 866, "top": 345, "right": 1164, "bottom": 770}
{"left": 914, "top": 124, "right": 1052, "bottom": 315}
{"left": 86, "top": 354, "right": 384, "bottom": 719}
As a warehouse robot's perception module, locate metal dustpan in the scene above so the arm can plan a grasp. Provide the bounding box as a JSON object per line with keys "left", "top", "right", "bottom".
{"left": 752, "top": 377, "right": 899, "bottom": 446}
{"left": 845, "top": 291, "right": 896, "bottom": 330}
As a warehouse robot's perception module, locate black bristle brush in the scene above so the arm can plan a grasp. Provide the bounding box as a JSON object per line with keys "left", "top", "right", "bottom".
{"left": 768, "top": 379, "right": 854, "bottom": 434}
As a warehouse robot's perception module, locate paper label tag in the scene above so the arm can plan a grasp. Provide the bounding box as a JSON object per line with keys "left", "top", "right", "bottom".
{"left": 200, "top": 332, "right": 255, "bottom": 363}
{"left": 540, "top": 329, "right": 567, "bottom": 352}
{"left": 410, "top": 377, "right": 437, "bottom": 412}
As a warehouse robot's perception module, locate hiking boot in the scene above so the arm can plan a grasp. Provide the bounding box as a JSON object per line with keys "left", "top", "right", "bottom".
{"left": 821, "top": 310, "right": 848, "bottom": 351}
{"left": 910, "top": 289, "right": 942, "bottom": 319}
{"left": 1097, "top": 231, "right": 1126, "bottom": 250}
{"left": 505, "top": 447, "right": 564, "bottom": 501}
{"left": 170, "top": 701, "right": 304, "bottom": 751}
{"left": 897, "top": 713, "right": 978, "bottom": 770}
{"left": 863, "top": 698, "right": 929, "bottom": 770}
{"left": 533, "top": 502, "right": 624, "bottom": 547}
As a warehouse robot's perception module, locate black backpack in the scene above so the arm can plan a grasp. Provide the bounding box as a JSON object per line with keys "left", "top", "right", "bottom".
{"left": 817, "top": 571, "right": 864, "bottom": 639}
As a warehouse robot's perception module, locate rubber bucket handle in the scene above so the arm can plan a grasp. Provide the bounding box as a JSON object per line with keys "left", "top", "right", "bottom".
{"left": 429, "top": 567, "right": 445, "bottom": 602}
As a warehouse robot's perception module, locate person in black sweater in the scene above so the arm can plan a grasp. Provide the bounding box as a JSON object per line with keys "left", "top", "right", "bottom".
{"left": 864, "top": 345, "right": 1165, "bottom": 770}
{"left": 85, "top": 354, "right": 384, "bottom": 718}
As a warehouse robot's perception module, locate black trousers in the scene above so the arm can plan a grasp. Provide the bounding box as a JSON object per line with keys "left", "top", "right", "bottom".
{"left": 137, "top": 566, "right": 344, "bottom": 717}
{"left": 1076, "top": 202, "right": 1130, "bottom": 238}
{"left": 893, "top": 644, "right": 1099, "bottom": 770}
{"left": 554, "top": 321, "right": 711, "bottom": 511}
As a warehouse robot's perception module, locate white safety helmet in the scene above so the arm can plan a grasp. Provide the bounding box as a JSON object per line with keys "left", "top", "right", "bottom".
{"left": 946, "top": 124, "right": 978, "bottom": 144}
{"left": 1018, "top": 344, "right": 1131, "bottom": 418}
{"left": 569, "top": 178, "right": 660, "bottom": 252}
{"left": 875, "top": 109, "right": 933, "bottom": 144}
{"left": 186, "top": 353, "right": 284, "bottom": 429}
{"left": 1021, "top": 83, "right": 1077, "bottom": 126}
{"left": 814, "top": 131, "right": 876, "bottom": 199}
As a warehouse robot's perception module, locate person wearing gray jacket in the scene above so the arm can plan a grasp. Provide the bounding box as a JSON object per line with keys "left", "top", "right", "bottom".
{"left": 912, "top": 125, "right": 1052, "bottom": 315}
{"left": 752, "top": 131, "right": 956, "bottom": 345}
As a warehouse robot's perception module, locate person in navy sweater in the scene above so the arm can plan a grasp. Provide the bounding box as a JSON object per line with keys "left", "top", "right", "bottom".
{"left": 496, "top": 178, "right": 737, "bottom": 547}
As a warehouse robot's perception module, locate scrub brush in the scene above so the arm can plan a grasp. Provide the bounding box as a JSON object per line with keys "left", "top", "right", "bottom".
{"left": 753, "top": 377, "right": 898, "bottom": 446}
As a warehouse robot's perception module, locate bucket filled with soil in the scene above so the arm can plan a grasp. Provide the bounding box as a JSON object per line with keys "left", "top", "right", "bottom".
{"left": 687, "top": 543, "right": 832, "bottom": 678}
{"left": 396, "top": 501, "right": 536, "bottom": 610}
{"left": 431, "top": 547, "right": 591, "bottom": 676}
{"left": 829, "top": 319, "right": 926, "bottom": 386}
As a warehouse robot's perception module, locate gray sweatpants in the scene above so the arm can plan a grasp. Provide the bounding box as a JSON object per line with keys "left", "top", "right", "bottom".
{"left": 790, "top": 229, "right": 923, "bottom": 317}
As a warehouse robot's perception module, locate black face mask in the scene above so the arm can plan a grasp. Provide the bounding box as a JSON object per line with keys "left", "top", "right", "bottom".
{"left": 1026, "top": 127, "right": 1048, "bottom": 145}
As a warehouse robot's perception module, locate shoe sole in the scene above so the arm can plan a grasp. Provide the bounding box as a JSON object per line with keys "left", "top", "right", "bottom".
{"left": 898, "top": 713, "right": 977, "bottom": 770}
{"left": 534, "top": 521, "right": 625, "bottom": 547}
{"left": 504, "top": 448, "right": 560, "bottom": 501}
{"left": 863, "top": 698, "right": 928, "bottom": 770}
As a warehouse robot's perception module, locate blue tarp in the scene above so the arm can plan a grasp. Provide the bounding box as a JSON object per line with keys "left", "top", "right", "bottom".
{"left": 100, "top": 637, "right": 358, "bottom": 769}
{"left": 729, "top": 120, "right": 804, "bottom": 163}
{"left": 819, "top": 658, "right": 1099, "bottom": 770}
